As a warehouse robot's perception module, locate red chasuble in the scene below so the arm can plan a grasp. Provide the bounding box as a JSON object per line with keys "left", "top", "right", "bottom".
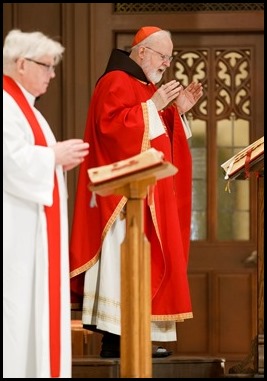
{"left": 70, "top": 70, "right": 193, "bottom": 320}
{"left": 3, "top": 75, "right": 61, "bottom": 377}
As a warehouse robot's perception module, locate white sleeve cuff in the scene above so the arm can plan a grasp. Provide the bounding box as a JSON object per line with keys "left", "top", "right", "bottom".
{"left": 180, "top": 114, "right": 192, "bottom": 139}
{"left": 146, "top": 99, "right": 166, "bottom": 140}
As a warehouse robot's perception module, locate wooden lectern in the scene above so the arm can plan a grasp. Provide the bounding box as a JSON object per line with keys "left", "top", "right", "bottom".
{"left": 221, "top": 138, "right": 264, "bottom": 377}
{"left": 89, "top": 158, "right": 177, "bottom": 378}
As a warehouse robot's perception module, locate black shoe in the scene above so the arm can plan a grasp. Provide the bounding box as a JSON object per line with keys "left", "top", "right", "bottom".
{"left": 100, "top": 349, "right": 120, "bottom": 358}
{"left": 99, "top": 333, "right": 172, "bottom": 359}
{"left": 152, "top": 346, "right": 172, "bottom": 358}
{"left": 100, "top": 346, "right": 172, "bottom": 358}
{"left": 100, "top": 332, "right": 120, "bottom": 358}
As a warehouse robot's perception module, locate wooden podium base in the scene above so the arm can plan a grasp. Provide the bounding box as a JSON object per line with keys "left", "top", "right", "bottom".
{"left": 90, "top": 160, "right": 178, "bottom": 378}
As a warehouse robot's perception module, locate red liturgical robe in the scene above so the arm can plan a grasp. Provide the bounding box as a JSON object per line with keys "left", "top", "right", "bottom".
{"left": 70, "top": 69, "right": 193, "bottom": 321}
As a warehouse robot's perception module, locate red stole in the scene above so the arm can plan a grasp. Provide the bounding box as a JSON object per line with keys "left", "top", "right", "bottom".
{"left": 3, "top": 75, "right": 61, "bottom": 377}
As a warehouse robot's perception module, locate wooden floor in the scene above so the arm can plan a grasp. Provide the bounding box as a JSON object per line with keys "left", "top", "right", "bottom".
{"left": 72, "top": 355, "right": 226, "bottom": 378}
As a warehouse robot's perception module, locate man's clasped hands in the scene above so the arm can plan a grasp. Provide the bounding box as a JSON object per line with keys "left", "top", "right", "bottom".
{"left": 151, "top": 79, "right": 203, "bottom": 114}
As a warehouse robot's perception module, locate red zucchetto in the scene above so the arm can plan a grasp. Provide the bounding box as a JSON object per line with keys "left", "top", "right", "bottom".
{"left": 132, "top": 26, "right": 162, "bottom": 47}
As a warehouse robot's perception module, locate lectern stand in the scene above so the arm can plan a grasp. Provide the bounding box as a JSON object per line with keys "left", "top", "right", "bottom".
{"left": 90, "top": 162, "right": 177, "bottom": 378}
{"left": 225, "top": 157, "right": 264, "bottom": 377}
{"left": 256, "top": 174, "right": 264, "bottom": 376}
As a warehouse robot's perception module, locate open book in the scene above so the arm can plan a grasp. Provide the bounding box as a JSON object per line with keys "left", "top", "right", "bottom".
{"left": 88, "top": 148, "right": 171, "bottom": 185}
{"left": 221, "top": 136, "right": 264, "bottom": 180}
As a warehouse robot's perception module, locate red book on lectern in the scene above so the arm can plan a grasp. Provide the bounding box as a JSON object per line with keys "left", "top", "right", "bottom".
{"left": 221, "top": 136, "right": 264, "bottom": 180}
{"left": 88, "top": 148, "right": 168, "bottom": 185}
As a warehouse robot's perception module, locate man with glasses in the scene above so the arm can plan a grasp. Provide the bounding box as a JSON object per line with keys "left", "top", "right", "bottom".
{"left": 70, "top": 26, "right": 203, "bottom": 358}
{"left": 3, "top": 29, "right": 89, "bottom": 378}
{"left": 24, "top": 57, "right": 56, "bottom": 73}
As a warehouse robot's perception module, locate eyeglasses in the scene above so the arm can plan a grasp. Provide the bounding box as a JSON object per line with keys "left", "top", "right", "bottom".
{"left": 145, "top": 47, "right": 173, "bottom": 63}
{"left": 25, "top": 58, "right": 56, "bottom": 73}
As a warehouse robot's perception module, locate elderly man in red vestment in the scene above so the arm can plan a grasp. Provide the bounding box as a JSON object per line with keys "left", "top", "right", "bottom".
{"left": 70, "top": 26, "right": 203, "bottom": 357}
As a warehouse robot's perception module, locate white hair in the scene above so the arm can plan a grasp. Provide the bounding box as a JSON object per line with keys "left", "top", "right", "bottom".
{"left": 3, "top": 29, "right": 65, "bottom": 74}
